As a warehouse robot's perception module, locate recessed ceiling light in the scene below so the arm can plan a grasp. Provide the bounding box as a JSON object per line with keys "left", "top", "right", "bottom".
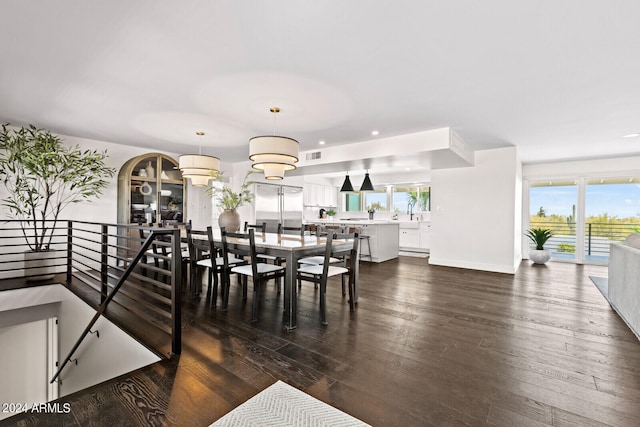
{"left": 623, "top": 133, "right": 640, "bottom": 138}
{"left": 319, "top": 140, "right": 325, "bottom": 145}
{"left": 404, "top": 167, "right": 411, "bottom": 171}
{"left": 371, "top": 130, "right": 379, "bottom": 136}
{"left": 196, "top": 131, "right": 205, "bottom": 136}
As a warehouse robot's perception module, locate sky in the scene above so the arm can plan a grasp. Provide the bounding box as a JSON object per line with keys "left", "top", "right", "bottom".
{"left": 530, "top": 182, "right": 640, "bottom": 219}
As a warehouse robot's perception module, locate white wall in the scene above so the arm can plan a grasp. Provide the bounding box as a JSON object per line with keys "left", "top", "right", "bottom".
{"left": 429, "top": 146, "right": 522, "bottom": 274}
{"left": 0, "top": 319, "right": 50, "bottom": 420}
{"left": 56, "top": 285, "right": 160, "bottom": 396}
{"left": 0, "top": 285, "right": 160, "bottom": 400}
{"left": 523, "top": 155, "right": 640, "bottom": 179}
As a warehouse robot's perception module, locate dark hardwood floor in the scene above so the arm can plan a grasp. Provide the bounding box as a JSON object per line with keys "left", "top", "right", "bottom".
{"left": 4, "top": 257, "right": 640, "bottom": 427}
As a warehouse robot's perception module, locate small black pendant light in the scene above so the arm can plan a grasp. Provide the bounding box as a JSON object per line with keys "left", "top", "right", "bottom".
{"left": 359, "top": 170, "right": 374, "bottom": 192}
{"left": 340, "top": 172, "right": 354, "bottom": 192}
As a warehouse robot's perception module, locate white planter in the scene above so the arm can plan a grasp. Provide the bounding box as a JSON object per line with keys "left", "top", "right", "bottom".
{"left": 529, "top": 249, "right": 551, "bottom": 264}
{"left": 24, "top": 250, "right": 64, "bottom": 281}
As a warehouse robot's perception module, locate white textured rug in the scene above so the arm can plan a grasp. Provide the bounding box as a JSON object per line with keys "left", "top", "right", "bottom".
{"left": 210, "top": 381, "right": 371, "bottom": 427}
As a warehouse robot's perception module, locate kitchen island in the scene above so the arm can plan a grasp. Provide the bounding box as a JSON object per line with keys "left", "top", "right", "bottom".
{"left": 307, "top": 219, "right": 399, "bottom": 262}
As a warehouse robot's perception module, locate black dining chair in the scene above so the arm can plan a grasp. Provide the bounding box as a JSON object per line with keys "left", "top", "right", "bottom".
{"left": 193, "top": 226, "right": 246, "bottom": 307}
{"left": 165, "top": 221, "right": 191, "bottom": 289}
{"left": 186, "top": 228, "right": 210, "bottom": 296}
{"left": 228, "top": 228, "right": 286, "bottom": 322}
{"left": 138, "top": 224, "right": 168, "bottom": 281}
{"left": 278, "top": 223, "right": 306, "bottom": 237}
{"left": 297, "top": 232, "right": 359, "bottom": 325}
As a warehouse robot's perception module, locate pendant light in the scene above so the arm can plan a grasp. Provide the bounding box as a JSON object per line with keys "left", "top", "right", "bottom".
{"left": 340, "top": 172, "right": 354, "bottom": 192}
{"left": 179, "top": 132, "right": 220, "bottom": 187}
{"left": 249, "top": 107, "right": 299, "bottom": 180}
{"left": 359, "top": 170, "right": 375, "bottom": 192}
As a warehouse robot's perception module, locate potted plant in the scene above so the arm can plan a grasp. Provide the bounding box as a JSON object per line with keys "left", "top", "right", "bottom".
{"left": 207, "top": 170, "right": 254, "bottom": 232}
{"left": 0, "top": 124, "right": 116, "bottom": 278}
{"left": 326, "top": 209, "right": 337, "bottom": 217}
{"left": 525, "top": 228, "right": 553, "bottom": 264}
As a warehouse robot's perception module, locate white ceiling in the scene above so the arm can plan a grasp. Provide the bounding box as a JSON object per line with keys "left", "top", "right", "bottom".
{"left": 2, "top": 1, "right": 640, "bottom": 174}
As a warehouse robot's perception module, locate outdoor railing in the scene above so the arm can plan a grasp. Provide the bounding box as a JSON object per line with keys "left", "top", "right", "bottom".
{"left": 529, "top": 220, "right": 638, "bottom": 261}
{"left": 0, "top": 219, "right": 182, "bottom": 360}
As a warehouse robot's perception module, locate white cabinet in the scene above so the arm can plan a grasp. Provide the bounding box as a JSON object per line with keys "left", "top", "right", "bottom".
{"left": 399, "top": 230, "right": 419, "bottom": 248}
{"left": 303, "top": 183, "right": 337, "bottom": 208}
{"left": 315, "top": 221, "right": 399, "bottom": 262}
{"left": 399, "top": 221, "right": 430, "bottom": 252}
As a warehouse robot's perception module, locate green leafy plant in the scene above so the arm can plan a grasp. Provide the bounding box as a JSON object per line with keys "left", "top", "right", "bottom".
{"left": 326, "top": 209, "right": 336, "bottom": 216}
{"left": 525, "top": 228, "right": 553, "bottom": 250}
{"left": 407, "top": 191, "right": 429, "bottom": 211}
{"left": 0, "top": 124, "right": 116, "bottom": 252}
{"left": 367, "top": 202, "right": 384, "bottom": 213}
{"left": 207, "top": 170, "right": 254, "bottom": 210}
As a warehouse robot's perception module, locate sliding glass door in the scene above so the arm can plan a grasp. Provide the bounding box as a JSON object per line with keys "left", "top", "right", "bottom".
{"left": 528, "top": 176, "right": 640, "bottom": 264}
{"left": 529, "top": 180, "right": 578, "bottom": 261}
{"left": 584, "top": 177, "right": 640, "bottom": 262}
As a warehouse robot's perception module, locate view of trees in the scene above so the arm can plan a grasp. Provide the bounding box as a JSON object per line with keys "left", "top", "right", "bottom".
{"left": 530, "top": 206, "right": 640, "bottom": 241}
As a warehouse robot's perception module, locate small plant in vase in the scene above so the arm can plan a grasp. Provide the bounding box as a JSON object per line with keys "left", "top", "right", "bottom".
{"left": 207, "top": 170, "right": 254, "bottom": 232}
{"left": 326, "top": 209, "right": 336, "bottom": 217}
{"left": 525, "top": 228, "right": 553, "bottom": 264}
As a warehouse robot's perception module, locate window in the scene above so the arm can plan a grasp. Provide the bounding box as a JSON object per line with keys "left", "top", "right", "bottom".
{"left": 345, "top": 193, "right": 361, "bottom": 212}
{"left": 529, "top": 180, "right": 577, "bottom": 261}
{"left": 392, "top": 186, "right": 430, "bottom": 213}
{"left": 364, "top": 189, "right": 388, "bottom": 212}
{"left": 585, "top": 177, "right": 640, "bottom": 262}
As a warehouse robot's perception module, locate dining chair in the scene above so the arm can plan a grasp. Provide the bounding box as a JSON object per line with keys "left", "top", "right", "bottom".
{"left": 278, "top": 224, "right": 306, "bottom": 237}
{"left": 228, "top": 228, "right": 286, "bottom": 322}
{"left": 297, "top": 232, "right": 359, "bottom": 325}
{"left": 245, "top": 221, "right": 279, "bottom": 263}
{"left": 165, "top": 221, "right": 191, "bottom": 289}
{"left": 298, "top": 225, "right": 345, "bottom": 266}
{"left": 187, "top": 228, "right": 210, "bottom": 296}
{"left": 194, "top": 226, "right": 246, "bottom": 307}
{"left": 138, "top": 225, "right": 166, "bottom": 281}
{"left": 246, "top": 221, "right": 285, "bottom": 293}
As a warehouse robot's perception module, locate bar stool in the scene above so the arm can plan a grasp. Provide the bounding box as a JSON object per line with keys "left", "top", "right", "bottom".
{"left": 347, "top": 227, "right": 371, "bottom": 261}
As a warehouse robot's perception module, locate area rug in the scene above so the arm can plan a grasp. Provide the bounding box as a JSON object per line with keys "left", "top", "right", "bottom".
{"left": 589, "top": 276, "right": 609, "bottom": 299}
{"left": 209, "top": 380, "right": 370, "bottom": 427}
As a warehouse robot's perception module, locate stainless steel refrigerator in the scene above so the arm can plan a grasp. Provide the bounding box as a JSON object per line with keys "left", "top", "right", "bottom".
{"left": 254, "top": 183, "right": 303, "bottom": 233}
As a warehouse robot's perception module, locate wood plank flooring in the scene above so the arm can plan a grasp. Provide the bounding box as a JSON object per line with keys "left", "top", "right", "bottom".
{"left": 4, "top": 258, "right": 640, "bottom": 427}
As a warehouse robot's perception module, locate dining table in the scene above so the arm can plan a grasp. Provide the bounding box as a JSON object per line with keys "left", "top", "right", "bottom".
{"left": 206, "top": 230, "right": 357, "bottom": 330}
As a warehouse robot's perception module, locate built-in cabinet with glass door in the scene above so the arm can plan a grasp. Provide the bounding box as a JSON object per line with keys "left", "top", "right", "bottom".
{"left": 117, "top": 153, "right": 186, "bottom": 227}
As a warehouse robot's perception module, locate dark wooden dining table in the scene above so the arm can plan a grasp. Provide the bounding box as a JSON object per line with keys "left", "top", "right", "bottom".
{"left": 211, "top": 230, "right": 357, "bottom": 330}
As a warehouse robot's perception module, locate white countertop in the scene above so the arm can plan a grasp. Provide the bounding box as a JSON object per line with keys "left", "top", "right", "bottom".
{"left": 306, "top": 219, "right": 428, "bottom": 226}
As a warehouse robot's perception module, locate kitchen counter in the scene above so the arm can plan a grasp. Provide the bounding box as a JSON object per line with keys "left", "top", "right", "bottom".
{"left": 305, "top": 219, "right": 400, "bottom": 262}
{"left": 310, "top": 218, "right": 428, "bottom": 226}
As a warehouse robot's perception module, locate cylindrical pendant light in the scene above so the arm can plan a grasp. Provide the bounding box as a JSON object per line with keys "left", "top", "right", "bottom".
{"left": 249, "top": 136, "right": 299, "bottom": 180}
{"left": 249, "top": 108, "right": 299, "bottom": 180}
{"left": 178, "top": 155, "right": 220, "bottom": 187}
{"left": 179, "top": 132, "right": 220, "bottom": 187}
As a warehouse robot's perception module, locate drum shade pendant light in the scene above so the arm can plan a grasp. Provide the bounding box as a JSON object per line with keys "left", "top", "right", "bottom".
{"left": 179, "top": 132, "right": 220, "bottom": 187}
{"left": 249, "top": 107, "right": 299, "bottom": 180}
{"left": 359, "top": 170, "right": 375, "bottom": 192}
{"left": 340, "top": 172, "right": 354, "bottom": 192}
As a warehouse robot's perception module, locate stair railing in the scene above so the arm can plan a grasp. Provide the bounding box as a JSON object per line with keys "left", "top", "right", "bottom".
{"left": 50, "top": 228, "right": 178, "bottom": 384}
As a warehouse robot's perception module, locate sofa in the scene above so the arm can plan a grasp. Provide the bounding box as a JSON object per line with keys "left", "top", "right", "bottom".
{"left": 608, "top": 233, "right": 640, "bottom": 340}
